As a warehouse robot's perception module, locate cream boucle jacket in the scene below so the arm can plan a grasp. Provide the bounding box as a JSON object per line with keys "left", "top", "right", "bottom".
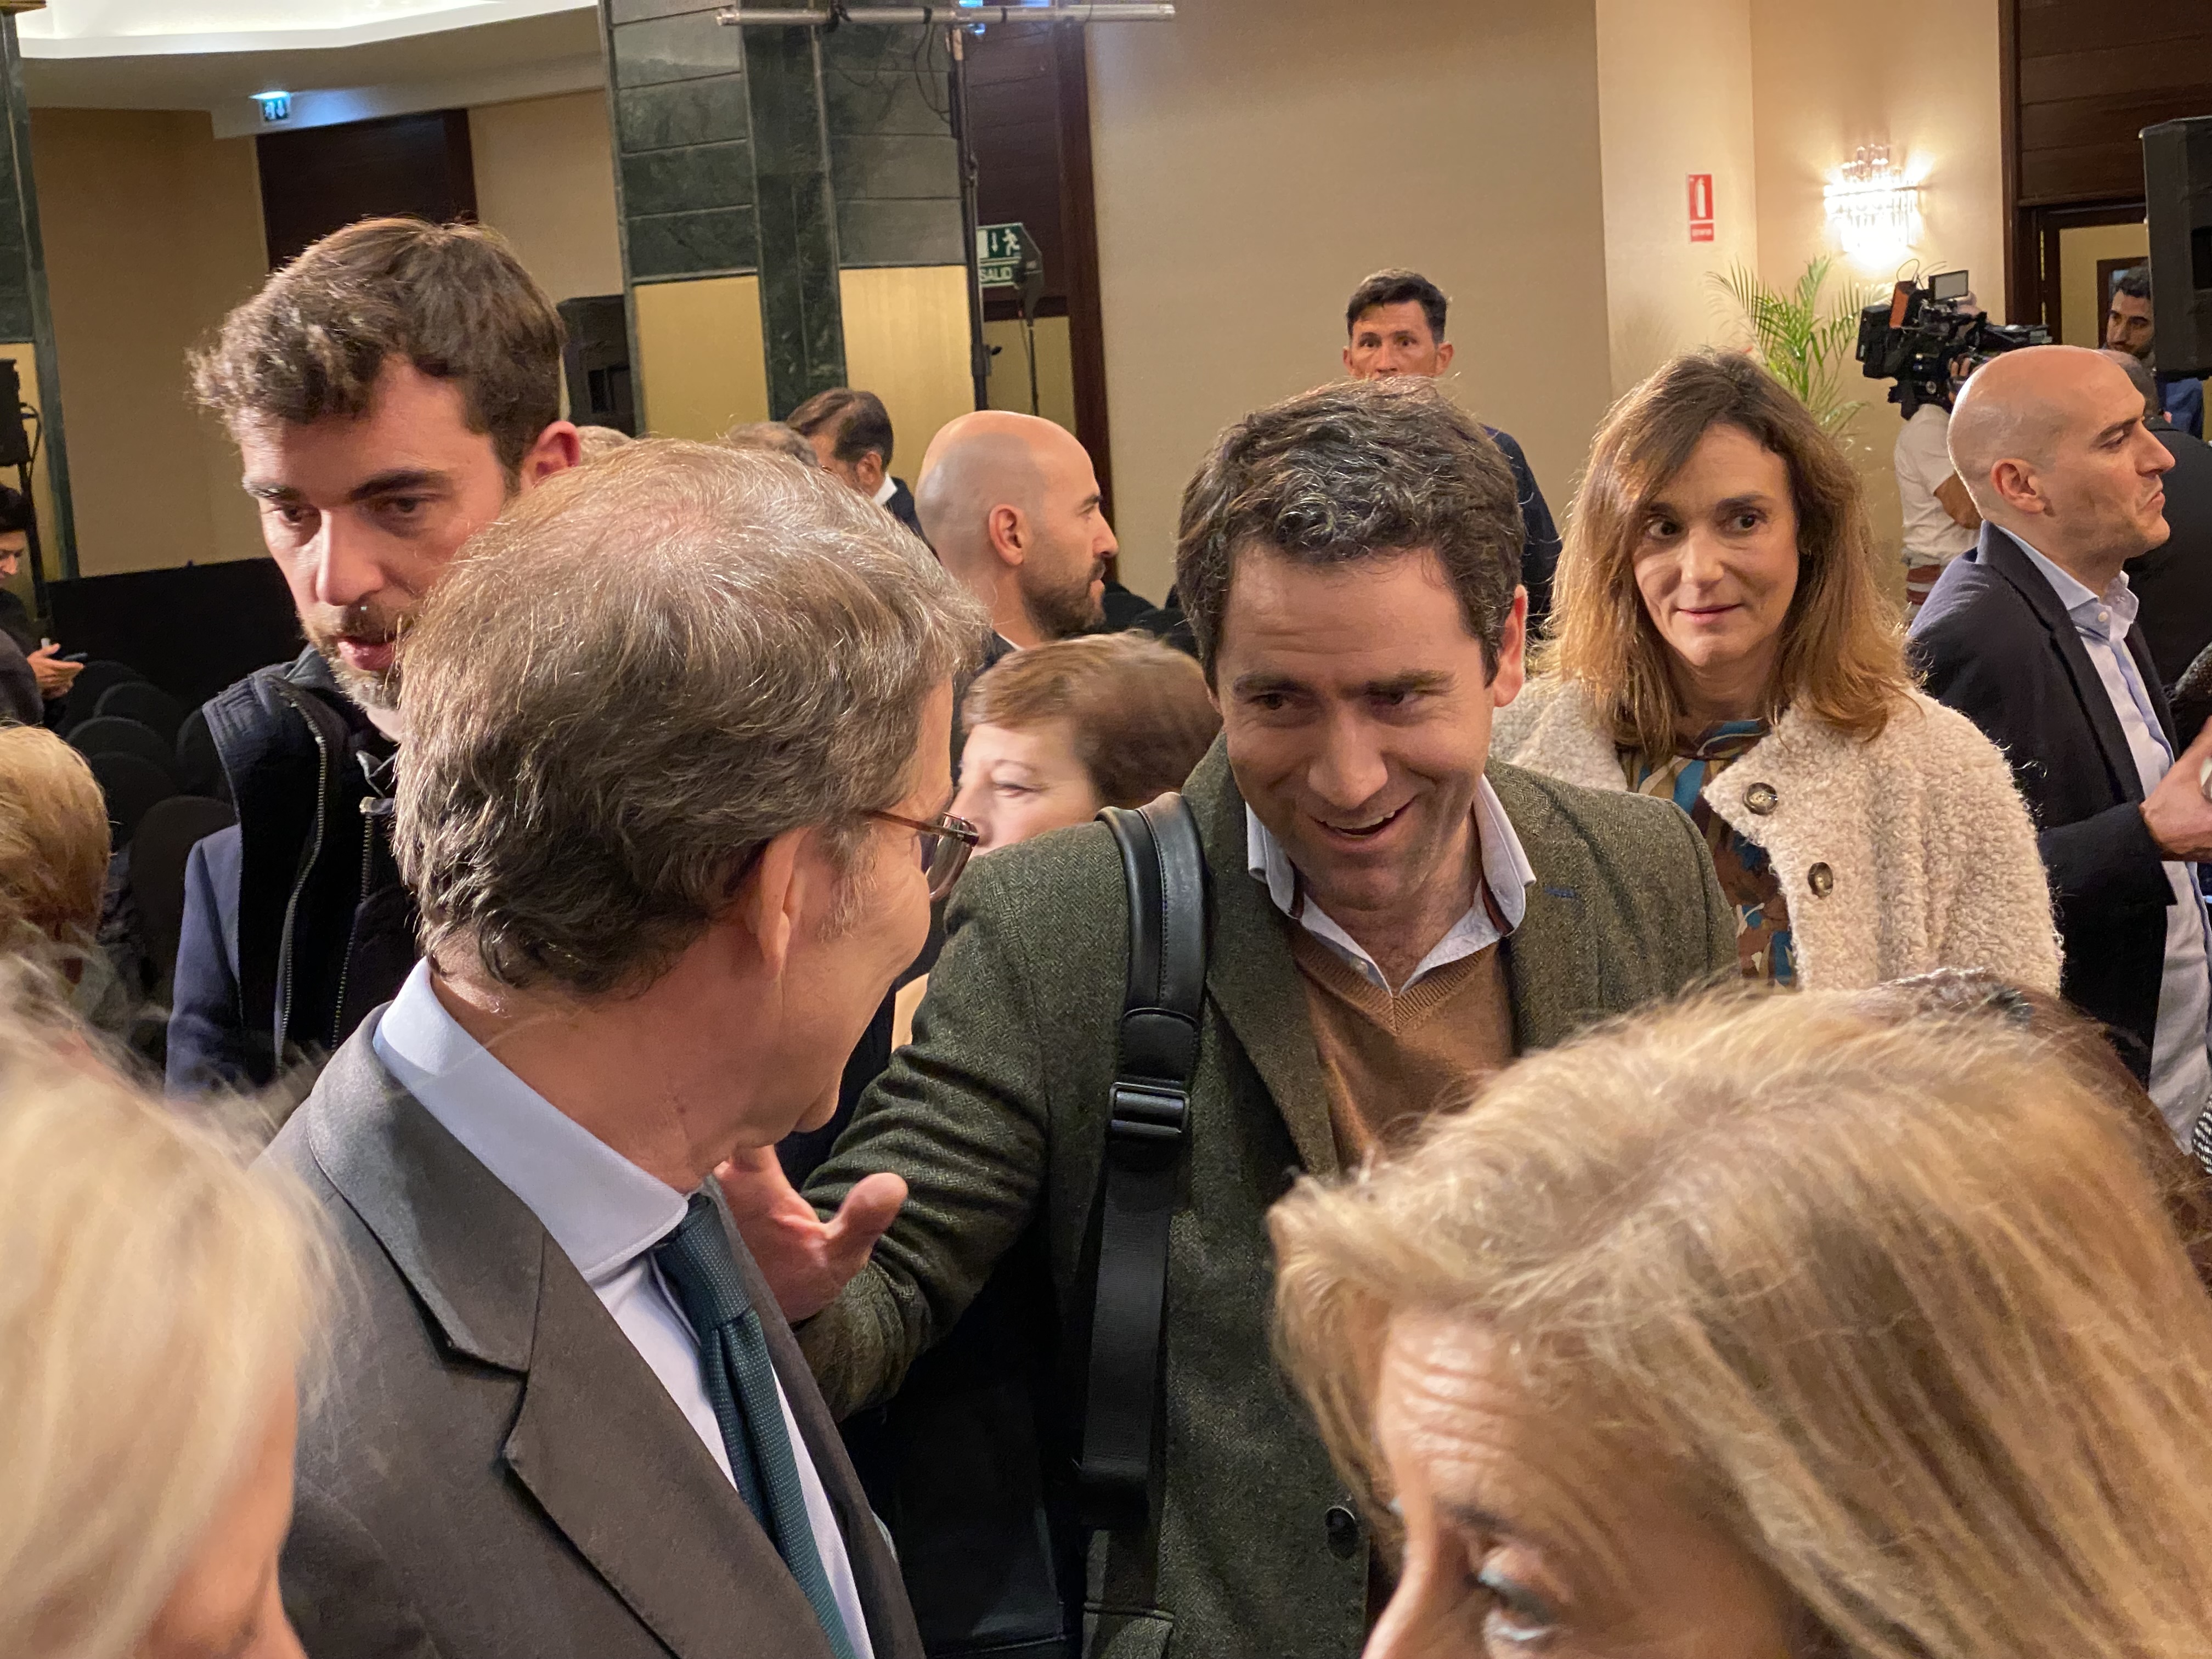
{"left": 1492, "top": 676, "right": 2062, "bottom": 994}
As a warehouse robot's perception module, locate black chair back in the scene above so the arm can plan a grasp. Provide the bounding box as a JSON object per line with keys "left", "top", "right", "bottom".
{"left": 57, "top": 659, "right": 146, "bottom": 735}
{"left": 130, "top": 794, "right": 236, "bottom": 988}
{"left": 173, "top": 704, "right": 225, "bottom": 798}
{"left": 96, "top": 679, "right": 187, "bottom": 744}
{"left": 67, "top": 715, "right": 179, "bottom": 782}
{"left": 86, "top": 751, "right": 176, "bottom": 843}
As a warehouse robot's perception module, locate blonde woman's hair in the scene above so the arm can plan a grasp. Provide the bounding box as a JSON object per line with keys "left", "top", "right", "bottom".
{"left": 0, "top": 974, "right": 328, "bottom": 1657}
{"left": 1272, "top": 990, "right": 2212, "bottom": 1659}
{"left": 1540, "top": 351, "right": 1913, "bottom": 759}
{"left": 0, "top": 725, "right": 110, "bottom": 939}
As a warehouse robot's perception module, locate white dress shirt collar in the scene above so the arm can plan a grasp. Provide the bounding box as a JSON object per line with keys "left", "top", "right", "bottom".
{"left": 2007, "top": 529, "right": 2141, "bottom": 642}
{"left": 871, "top": 473, "right": 898, "bottom": 508}
{"left": 372, "top": 960, "right": 688, "bottom": 1284}
{"left": 1245, "top": 776, "right": 1536, "bottom": 991}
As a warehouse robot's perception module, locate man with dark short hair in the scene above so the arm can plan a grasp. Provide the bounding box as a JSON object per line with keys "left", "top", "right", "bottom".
{"left": 789, "top": 387, "right": 924, "bottom": 538}
{"left": 2108, "top": 267, "right": 2203, "bottom": 441}
{"left": 1342, "top": 267, "right": 1565, "bottom": 631}
{"left": 0, "top": 488, "right": 77, "bottom": 712}
{"left": 169, "top": 218, "right": 580, "bottom": 1094}
{"left": 724, "top": 379, "right": 1733, "bottom": 1658}
{"left": 268, "top": 439, "right": 977, "bottom": 1659}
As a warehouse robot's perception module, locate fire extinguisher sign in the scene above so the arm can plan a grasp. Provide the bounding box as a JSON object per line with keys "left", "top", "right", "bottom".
{"left": 1688, "top": 174, "right": 1716, "bottom": 243}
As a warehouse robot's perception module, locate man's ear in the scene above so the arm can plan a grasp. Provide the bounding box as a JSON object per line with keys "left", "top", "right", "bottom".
{"left": 1489, "top": 586, "right": 1528, "bottom": 707}
{"left": 1988, "top": 458, "right": 2046, "bottom": 518}
{"left": 730, "top": 827, "right": 808, "bottom": 978}
{"left": 518, "top": 421, "right": 584, "bottom": 489}
{"left": 986, "top": 502, "right": 1028, "bottom": 568}
{"left": 856, "top": 450, "right": 888, "bottom": 492}
{"left": 1434, "top": 341, "right": 1455, "bottom": 374}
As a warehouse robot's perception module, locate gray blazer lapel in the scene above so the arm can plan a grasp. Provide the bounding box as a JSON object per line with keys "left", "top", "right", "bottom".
{"left": 306, "top": 1025, "right": 842, "bottom": 1659}
{"left": 1186, "top": 744, "right": 1338, "bottom": 1177}
{"left": 503, "top": 1259, "right": 840, "bottom": 1659}
{"left": 1487, "top": 764, "right": 1602, "bottom": 1053}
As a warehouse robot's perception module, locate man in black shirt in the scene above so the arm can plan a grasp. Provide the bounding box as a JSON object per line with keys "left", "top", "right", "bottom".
{"left": 1342, "top": 267, "right": 1565, "bottom": 630}
{"left": 0, "top": 488, "right": 78, "bottom": 710}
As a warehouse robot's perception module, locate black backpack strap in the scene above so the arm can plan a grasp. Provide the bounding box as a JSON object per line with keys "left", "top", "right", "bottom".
{"left": 1078, "top": 793, "right": 1206, "bottom": 1527}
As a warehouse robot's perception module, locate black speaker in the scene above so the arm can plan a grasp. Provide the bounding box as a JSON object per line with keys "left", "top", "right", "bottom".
{"left": 557, "top": 294, "right": 637, "bottom": 436}
{"left": 2144, "top": 117, "right": 2212, "bottom": 377}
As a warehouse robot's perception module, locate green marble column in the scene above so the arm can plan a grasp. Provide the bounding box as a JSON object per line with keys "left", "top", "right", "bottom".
{"left": 0, "top": 14, "right": 74, "bottom": 583}
{"left": 744, "top": 23, "right": 845, "bottom": 415}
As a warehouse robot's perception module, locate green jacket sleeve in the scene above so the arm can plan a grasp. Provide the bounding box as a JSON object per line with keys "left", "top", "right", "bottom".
{"left": 798, "top": 847, "right": 1065, "bottom": 1418}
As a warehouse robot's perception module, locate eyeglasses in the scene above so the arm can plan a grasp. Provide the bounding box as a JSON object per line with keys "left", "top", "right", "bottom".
{"left": 867, "top": 809, "right": 980, "bottom": 901}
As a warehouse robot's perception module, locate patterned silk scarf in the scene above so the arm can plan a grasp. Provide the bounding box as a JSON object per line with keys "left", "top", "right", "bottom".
{"left": 1623, "top": 720, "right": 1796, "bottom": 987}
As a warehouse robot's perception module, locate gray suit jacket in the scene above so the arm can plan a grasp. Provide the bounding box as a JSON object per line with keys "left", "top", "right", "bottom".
{"left": 264, "top": 1019, "right": 924, "bottom": 1659}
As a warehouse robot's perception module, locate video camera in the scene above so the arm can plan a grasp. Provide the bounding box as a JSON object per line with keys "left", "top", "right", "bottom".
{"left": 1855, "top": 270, "right": 2047, "bottom": 414}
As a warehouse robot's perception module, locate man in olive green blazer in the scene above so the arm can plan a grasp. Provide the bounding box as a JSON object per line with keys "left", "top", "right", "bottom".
{"left": 730, "top": 380, "right": 1736, "bottom": 1659}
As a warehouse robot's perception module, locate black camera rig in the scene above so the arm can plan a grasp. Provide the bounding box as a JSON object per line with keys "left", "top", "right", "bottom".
{"left": 1856, "top": 270, "right": 2048, "bottom": 416}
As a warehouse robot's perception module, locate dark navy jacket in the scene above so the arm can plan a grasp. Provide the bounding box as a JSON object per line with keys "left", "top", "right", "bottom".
{"left": 166, "top": 650, "right": 415, "bottom": 1094}
{"left": 1489, "top": 426, "right": 1563, "bottom": 635}
{"left": 1910, "top": 524, "right": 2179, "bottom": 1080}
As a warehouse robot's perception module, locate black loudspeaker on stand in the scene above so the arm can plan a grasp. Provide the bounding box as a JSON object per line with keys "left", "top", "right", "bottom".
{"left": 2145, "top": 117, "right": 2212, "bottom": 379}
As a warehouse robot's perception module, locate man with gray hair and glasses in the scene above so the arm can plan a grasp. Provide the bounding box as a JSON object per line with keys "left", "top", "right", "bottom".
{"left": 264, "top": 439, "right": 984, "bottom": 1659}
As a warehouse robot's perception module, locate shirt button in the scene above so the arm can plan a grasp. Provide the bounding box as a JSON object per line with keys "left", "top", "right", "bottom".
{"left": 1808, "top": 862, "right": 1835, "bottom": 898}
{"left": 1743, "top": 782, "right": 1779, "bottom": 815}
{"left": 1324, "top": 1504, "right": 1362, "bottom": 1560}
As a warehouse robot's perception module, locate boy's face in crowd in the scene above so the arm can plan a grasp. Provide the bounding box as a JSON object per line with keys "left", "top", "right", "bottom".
{"left": 1345, "top": 302, "right": 1454, "bottom": 380}
{"left": 1214, "top": 545, "right": 1523, "bottom": 933}
{"left": 239, "top": 359, "right": 575, "bottom": 713}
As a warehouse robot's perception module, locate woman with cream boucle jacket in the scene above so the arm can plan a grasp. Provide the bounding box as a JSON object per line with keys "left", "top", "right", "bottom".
{"left": 1507, "top": 348, "right": 2059, "bottom": 995}
{"left": 1492, "top": 676, "right": 2059, "bottom": 992}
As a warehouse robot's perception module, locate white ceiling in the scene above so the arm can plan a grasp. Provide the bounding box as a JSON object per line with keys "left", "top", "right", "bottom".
{"left": 15, "top": 0, "right": 607, "bottom": 135}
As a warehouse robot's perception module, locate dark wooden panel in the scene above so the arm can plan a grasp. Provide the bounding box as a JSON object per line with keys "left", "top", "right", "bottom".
{"left": 2018, "top": 0, "right": 2212, "bottom": 59}
{"left": 2021, "top": 88, "right": 2212, "bottom": 152}
{"left": 2021, "top": 139, "right": 2157, "bottom": 204}
{"left": 257, "top": 109, "right": 477, "bottom": 270}
{"left": 2019, "top": 38, "right": 2212, "bottom": 104}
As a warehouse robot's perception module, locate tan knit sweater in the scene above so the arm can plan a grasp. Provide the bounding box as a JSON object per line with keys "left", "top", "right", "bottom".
{"left": 1288, "top": 929, "right": 1516, "bottom": 1162}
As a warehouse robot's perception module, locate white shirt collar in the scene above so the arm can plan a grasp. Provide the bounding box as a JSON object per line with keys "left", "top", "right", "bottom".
{"left": 371, "top": 961, "right": 688, "bottom": 1285}
{"left": 2007, "top": 528, "right": 2140, "bottom": 640}
{"left": 1244, "top": 776, "right": 1535, "bottom": 990}
{"left": 871, "top": 473, "right": 898, "bottom": 507}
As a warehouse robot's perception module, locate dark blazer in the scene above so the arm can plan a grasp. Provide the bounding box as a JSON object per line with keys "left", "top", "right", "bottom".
{"left": 0, "top": 629, "right": 37, "bottom": 725}
{"left": 265, "top": 1023, "right": 924, "bottom": 1659}
{"left": 1487, "top": 425, "right": 1563, "bottom": 636}
{"left": 2124, "top": 421, "right": 2212, "bottom": 693}
{"left": 1911, "top": 523, "right": 2178, "bottom": 1079}
{"left": 800, "top": 741, "right": 1734, "bottom": 1658}
{"left": 884, "top": 477, "right": 923, "bottom": 539}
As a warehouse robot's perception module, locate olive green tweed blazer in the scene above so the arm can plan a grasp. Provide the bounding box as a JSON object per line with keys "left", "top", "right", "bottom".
{"left": 802, "top": 740, "right": 1734, "bottom": 1659}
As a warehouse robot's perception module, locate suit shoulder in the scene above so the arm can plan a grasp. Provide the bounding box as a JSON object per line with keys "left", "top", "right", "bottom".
{"left": 1491, "top": 760, "right": 1702, "bottom": 868}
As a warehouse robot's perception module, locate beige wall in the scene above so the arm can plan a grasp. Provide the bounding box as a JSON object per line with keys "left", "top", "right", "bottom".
{"left": 632, "top": 274, "right": 770, "bottom": 439}
{"left": 29, "top": 107, "right": 268, "bottom": 582}
{"left": 1747, "top": 0, "right": 2003, "bottom": 572}
{"left": 1596, "top": 0, "right": 1760, "bottom": 395}
{"left": 1087, "top": 0, "right": 1615, "bottom": 601}
{"left": 841, "top": 264, "right": 973, "bottom": 480}
{"left": 470, "top": 91, "right": 624, "bottom": 307}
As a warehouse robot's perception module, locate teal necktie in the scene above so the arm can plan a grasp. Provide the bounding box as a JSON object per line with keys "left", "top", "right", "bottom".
{"left": 654, "top": 1192, "right": 859, "bottom": 1659}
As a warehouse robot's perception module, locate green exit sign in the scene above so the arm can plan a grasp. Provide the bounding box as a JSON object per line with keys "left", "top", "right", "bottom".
{"left": 978, "top": 222, "right": 1031, "bottom": 288}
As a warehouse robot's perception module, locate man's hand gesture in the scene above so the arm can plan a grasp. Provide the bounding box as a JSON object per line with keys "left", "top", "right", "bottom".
{"left": 715, "top": 1148, "right": 907, "bottom": 1323}
{"left": 2143, "top": 721, "right": 2212, "bottom": 863}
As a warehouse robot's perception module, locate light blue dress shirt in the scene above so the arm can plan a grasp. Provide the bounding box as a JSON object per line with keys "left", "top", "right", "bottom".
{"left": 2015, "top": 535, "right": 2212, "bottom": 1139}
{"left": 1245, "top": 776, "right": 1536, "bottom": 992}
{"left": 373, "top": 962, "right": 877, "bottom": 1657}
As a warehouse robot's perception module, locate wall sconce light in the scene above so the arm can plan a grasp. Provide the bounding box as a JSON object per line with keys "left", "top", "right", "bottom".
{"left": 1824, "top": 145, "right": 1922, "bottom": 269}
{"left": 255, "top": 91, "right": 292, "bottom": 124}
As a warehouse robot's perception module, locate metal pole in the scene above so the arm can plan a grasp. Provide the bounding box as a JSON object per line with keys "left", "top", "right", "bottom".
{"left": 720, "top": 5, "right": 1174, "bottom": 24}
{"left": 947, "top": 24, "right": 991, "bottom": 411}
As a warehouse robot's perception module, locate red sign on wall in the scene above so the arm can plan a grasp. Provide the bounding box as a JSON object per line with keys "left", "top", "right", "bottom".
{"left": 1688, "top": 173, "right": 1715, "bottom": 243}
